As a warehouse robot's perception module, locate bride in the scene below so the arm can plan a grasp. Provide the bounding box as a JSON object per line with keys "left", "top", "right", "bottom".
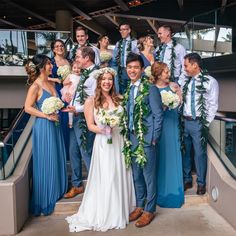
{"left": 66, "top": 67, "right": 136, "bottom": 232}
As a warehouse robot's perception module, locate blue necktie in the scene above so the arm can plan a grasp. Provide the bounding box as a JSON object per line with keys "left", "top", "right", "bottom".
{"left": 191, "top": 78, "right": 196, "bottom": 119}
{"left": 160, "top": 44, "right": 167, "bottom": 62}
{"left": 121, "top": 39, "right": 126, "bottom": 67}
{"left": 128, "top": 85, "right": 135, "bottom": 130}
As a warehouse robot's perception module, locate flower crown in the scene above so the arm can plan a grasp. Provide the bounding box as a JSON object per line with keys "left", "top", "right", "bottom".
{"left": 93, "top": 67, "right": 117, "bottom": 80}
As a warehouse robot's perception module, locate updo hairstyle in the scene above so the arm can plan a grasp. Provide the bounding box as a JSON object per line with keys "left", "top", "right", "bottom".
{"left": 25, "top": 54, "right": 50, "bottom": 85}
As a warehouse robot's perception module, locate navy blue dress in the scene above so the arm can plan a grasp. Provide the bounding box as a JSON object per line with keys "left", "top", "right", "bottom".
{"left": 31, "top": 89, "right": 68, "bottom": 215}
{"left": 156, "top": 86, "right": 184, "bottom": 208}
{"left": 50, "top": 57, "right": 70, "bottom": 159}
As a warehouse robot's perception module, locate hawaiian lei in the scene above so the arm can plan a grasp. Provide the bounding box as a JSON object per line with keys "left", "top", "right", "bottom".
{"left": 115, "top": 38, "right": 133, "bottom": 83}
{"left": 76, "top": 67, "right": 96, "bottom": 150}
{"left": 120, "top": 76, "right": 149, "bottom": 168}
{"left": 179, "top": 70, "right": 210, "bottom": 152}
{"left": 155, "top": 39, "right": 177, "bottom": 82}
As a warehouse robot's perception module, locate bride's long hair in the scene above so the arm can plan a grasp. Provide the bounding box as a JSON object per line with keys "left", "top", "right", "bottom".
{"left": 94, "top": 72, "right": 120, "bottom": 109}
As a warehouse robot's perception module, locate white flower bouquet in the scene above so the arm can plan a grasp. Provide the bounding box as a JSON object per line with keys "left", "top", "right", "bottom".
{"left": 160, "top": 90, "right": 180, "bottom": 109}
{"left": 97, "top": 108, "right": 121, "bottom": 144}
{"left": 100, "top": 51, "right": 112, "bottom": 63}
{"left": 57, "top": 65, "right": 71, "bottom": 81}
{"left": 144, "top": 66, "right": 152, "bottom": 78}
{"left": 41, "top": 97, "right": 64, "bottom": 125}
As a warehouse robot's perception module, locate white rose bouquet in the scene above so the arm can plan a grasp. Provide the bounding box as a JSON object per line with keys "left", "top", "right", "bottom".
{"left": 57, "top": 65, "right": 71, "bottom": 81}
{"left": 41, "top": 97, "right": 64, "bottom": 126}
{"left": 144, "top": 66, "right": 152, "bottom": 78}
{"left": 100, "top": 51, "right": 112, "bottom": 63}
{"left": 97, "top": 108, "right": 121, "bottom": 144}
{"left": 160, "top": 90, "right": 180, "bottom": 109}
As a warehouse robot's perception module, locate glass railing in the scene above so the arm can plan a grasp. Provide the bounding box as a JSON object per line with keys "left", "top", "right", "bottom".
{"left": 0, "top": 29, "right": 71, "bottom": 66}
{"left": 209, "top": 114, "right": 236, "bottom": 179}
{"left": 0, "top": 108, "right": 30, "bottom": 180}
{"left": 173, "top": 3, "right": 236, "bottom": 58}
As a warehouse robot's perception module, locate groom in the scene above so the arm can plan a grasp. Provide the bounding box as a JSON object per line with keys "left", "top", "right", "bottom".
{"left": 124, "top": 53, "right": 163, "bottom": 227}
{"left": 64, "top": 46, "right": 97, "bottom": 198}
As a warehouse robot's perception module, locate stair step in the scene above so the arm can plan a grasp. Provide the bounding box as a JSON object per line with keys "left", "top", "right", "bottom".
{"left": 183, "top": 194, "right": 208, "bottom": 207}
{"left": 53, "top": 192, "right": 209, "bottom": 216}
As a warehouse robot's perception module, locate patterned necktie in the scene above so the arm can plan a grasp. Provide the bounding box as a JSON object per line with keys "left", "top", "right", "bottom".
{"left": 191, "top": 78, "right": 196, "bottom": 119}
{"left": 160, "top": 44, "right": 167, "bottom": 62}
{"left": 121, "top": 39, "right": 126, "bottom": 67}
{"left": 128, "top": 85, "right": 135, "bottom": 130}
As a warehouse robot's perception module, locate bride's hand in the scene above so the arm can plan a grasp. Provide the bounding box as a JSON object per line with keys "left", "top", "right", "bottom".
{"left": 100, "top": 126, "right": 111, "bottom": 135}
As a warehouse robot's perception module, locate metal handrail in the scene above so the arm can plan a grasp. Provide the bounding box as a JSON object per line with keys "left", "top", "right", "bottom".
{"left": 3, "top": 108, "right": 25, "bottom": 144}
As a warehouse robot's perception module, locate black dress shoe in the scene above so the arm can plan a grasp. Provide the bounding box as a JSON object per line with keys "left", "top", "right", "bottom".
{"left": 197, "top": 185, "right": 206, "bottom": 195}
{"left": 184, "top": 182, "right": 193, "bottom": 191}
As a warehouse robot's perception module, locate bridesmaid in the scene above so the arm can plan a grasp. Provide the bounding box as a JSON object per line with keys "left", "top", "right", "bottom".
{"left": 97, "top": 35, "right": 113, "bottom": 68}
{"left": 138, "top": 35, "right": 155, "bottom": 68}
{"left": 50, "top": 39, "right": 70, "bottom": 159}
{"left": 151, "top": 61, "right": 184, "bottom": 208}
{"left": 24, "top": 54, "right": 67, "bottom": 215}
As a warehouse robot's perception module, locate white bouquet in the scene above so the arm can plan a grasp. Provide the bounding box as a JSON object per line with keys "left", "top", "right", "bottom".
{"left": 41, "top": 97, "right": 64, "bottom": 125}
{"left": 160, "top": 90, "right": 180, "bottom": 109}
{"left": 57, "top": 65, "right": 71, "bottom": 81}
{"left": 97, "top": 108, "right": 121, "bottom": 144}
{"left": 100, "top": 51, "right": 112, "bottom": 63}
{"left": 144, "top": 66, "right": 152, "bottom": 78}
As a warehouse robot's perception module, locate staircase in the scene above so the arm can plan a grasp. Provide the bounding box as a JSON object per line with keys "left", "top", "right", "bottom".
{"left": 53, "top": 175, "right": 208, "bottom": 215}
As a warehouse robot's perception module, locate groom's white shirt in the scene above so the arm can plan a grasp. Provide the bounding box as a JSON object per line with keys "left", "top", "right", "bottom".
{"left": 74, "top": 64, "right": 97, "bottom": 113}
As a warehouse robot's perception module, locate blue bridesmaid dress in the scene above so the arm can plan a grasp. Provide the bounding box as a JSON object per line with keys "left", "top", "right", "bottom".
{"left": 156, "top": 86, "right": 184, "bottom": 208}
{"left": 31, "top": 89, "right": 68, "bottom": 215}
{"left": 50, "top": 57, "right": 70, "bottom": 159}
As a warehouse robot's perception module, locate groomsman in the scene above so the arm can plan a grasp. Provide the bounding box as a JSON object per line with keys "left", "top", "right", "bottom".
{"left": 182, "top": 53, "right": 219, "bottom": 195}
{"left": 124, "top": 53, "right": 163, "bottom": 227}
{"left": 69, "top": 26, "right": 101, "bottom": 66}
{"left": 112, "top": 22, "right": 139, "bottom": 94}
{"left": 155, "top": 24, "right": 186, "bottom": 84}
{"left": 64, "top": 47, "right": 97, "bottom": 198}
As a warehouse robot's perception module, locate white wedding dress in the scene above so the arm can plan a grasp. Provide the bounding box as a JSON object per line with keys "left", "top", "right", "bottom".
{"left": 66, "top": 106, "right": 136, "bottom": 232}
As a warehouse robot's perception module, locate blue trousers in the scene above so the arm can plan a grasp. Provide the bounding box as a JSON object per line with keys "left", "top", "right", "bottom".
{"left": 183, "top": 119, "right": 207, "bottom": 186}
{"left": 69, "top": 116, "right": 95, "bottom": 187}
{"left": 130, "top": 133, "right": 157, "bottom": 213}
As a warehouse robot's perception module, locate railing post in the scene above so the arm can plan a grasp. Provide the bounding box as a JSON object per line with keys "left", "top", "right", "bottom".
{"left": 0, "top": 141, "right": 6, "bottom": 179}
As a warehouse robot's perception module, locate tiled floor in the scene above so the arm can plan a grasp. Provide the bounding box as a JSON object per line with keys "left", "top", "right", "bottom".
{"left": 17, "top": 204, "right": 236, "bottom": 236}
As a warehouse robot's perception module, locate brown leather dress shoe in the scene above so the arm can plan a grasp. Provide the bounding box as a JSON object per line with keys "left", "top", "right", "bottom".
{"left": 196, "top": 185, "right": 206, "bottom": 195}
{"left": 129, "top": 207, "right": 143, "bottom": 222}
{"left": 135, "top": 212, "right": 155, "bottom": 228}
{"left": 64, "top": 186, "right": 84, "bottom": 199}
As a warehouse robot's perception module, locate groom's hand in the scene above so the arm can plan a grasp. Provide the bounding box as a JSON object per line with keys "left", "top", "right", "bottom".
{"left": 152, "top": 141, "right": 156, "bottom": 146}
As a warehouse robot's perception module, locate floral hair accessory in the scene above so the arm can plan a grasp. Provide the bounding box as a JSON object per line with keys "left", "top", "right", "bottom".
{"left": 93, "top": 67, "right": 116, "bottom": 80}
{"left": 29, "top": 61, "right": 36, "bottom": 71}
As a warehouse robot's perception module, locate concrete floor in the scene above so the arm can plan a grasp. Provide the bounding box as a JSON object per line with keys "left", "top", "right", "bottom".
{"left": 16, "top": 204, "right": 236, "bottom": 236}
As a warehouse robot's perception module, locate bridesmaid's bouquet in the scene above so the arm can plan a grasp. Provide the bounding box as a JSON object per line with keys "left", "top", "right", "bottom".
{"left": 160, "top": 90, "right": 180, "bottom": 109}
{"left": 41, "top": 97, "right": 64, "bottom": 126}
{"left": 57, "top": 65, "right": 71, "bottom": 81}
{"left": 100, "top": 51, "right": 112, "bottom": 64}
{"left": 144, "top": 66, "right": 152, "bottom": 78}
{"left": 97, "top": 108, "right": 120, "bottom": 144}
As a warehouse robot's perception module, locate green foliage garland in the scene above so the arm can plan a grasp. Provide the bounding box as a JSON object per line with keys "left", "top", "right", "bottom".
{"left": 120, "top": 77, "right": 150, "bottom": 168}
{"left": 179, "top": 70, "right": 210, "bottom": 152}
{"left": 76, "top": 67, "right": 96, "bottom": 150}
{"left": 115, "top": 39, "right": 133, "bottom": 85}
{"left": 155, "top": 39, "right": 177, "bottom": 81}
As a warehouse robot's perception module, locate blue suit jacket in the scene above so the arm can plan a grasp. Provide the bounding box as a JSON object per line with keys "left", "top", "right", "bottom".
{"left": 127, "top": 83, "right": 163, "bottom": 146}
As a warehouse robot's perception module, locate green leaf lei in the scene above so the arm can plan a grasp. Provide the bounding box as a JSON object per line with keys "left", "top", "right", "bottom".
{"left": 155, "top": 39, "right": 177, "bottom": 82}
{"left": 120, "top": 76, "right": 149, "bottom": 168}
{"left": 115, "top": 39, "right": 133, "bottom": 84}
{"left": 179, "top": 70, "right": 210, "bottom": 152}
{"left": 76, "top": 67, "right": 96, "bottom": 150}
